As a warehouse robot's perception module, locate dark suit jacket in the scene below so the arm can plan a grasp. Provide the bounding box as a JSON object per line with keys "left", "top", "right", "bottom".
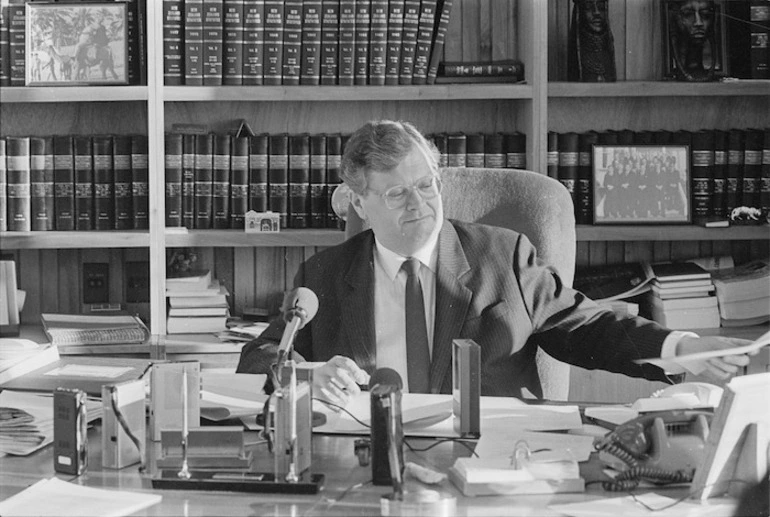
{"left": 237, "top": 220, "right": 675, "bottom": 397}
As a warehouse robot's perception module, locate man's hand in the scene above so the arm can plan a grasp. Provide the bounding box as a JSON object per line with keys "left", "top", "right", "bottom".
{"left": 312, "top": 355, "right": 370, "bottom": 410}
{"left": 676, "top": 336, "right": 755, "bottom": 381}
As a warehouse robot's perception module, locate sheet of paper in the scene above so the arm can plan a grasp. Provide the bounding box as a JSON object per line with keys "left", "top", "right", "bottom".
{"left": 635, "top": 329, "right": 770, "bottom": 369}
{"left": 548, "top": 493, "right": 735, "bottom": 517}
{"left": 0, "top": 477, "right": 162, "bottom": 517}
{"left": 584, "top": 406, "right": 639, "bottom": 426}
{"left": 43, "top": 364, "right": 133, "bottom": 378}
{"left": 473, "top": 427, "right": 595, "bottom": 462}
{"left": 199, "top": 372, "right": 268, "bottom": 421}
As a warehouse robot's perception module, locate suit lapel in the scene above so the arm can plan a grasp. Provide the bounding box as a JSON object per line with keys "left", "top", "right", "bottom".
{"left": 341, "top": 232, "right": 377, "bottom": 372}
{"left": 431, "top": 222, "right": 472, "bottom": 393}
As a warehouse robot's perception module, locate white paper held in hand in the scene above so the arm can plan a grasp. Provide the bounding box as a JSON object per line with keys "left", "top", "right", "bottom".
{"left": 634, "top": 330, "right": 770, "bottom": 369}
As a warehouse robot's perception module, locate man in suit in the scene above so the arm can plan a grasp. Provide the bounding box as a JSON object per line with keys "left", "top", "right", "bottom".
{"left": 237, "top": 120, "right": 753, "bottom": 407}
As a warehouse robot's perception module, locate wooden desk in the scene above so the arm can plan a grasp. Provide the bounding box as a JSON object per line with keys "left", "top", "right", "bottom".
{"left": 0, "top": 423, "right": 739, "bottom": 516}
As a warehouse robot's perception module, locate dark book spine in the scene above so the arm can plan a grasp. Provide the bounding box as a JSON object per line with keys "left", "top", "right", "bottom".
{"left": 249, "top": 133, "right": 269, "bottom": 212}
{"left": 213, "top": 134, "right": 232, "bottom": 229}
{"left": 354, "top": 0, "right": 371, "bottom": 85}
{"left": 165, "top": 133, "right": 184, "bottom": 227}
{"left": 0, "top": 139, "right": 5, "bottom": 231}
{"left": 223, "top": 0, "right": 245, "bottom": 85}
{"left": 743, "top": 128, "right": 763, "bottom": 210}
{"left": 137, "top": 0, "right": 148, "bottom": 85}
{"left": 282, "top": 0, "right": 303, "bottom": 85}
{"left": 750, "top": 1, "right": 770, "bottom": 79}
{"left": 398, "top": 0, "right": 419, "bottom": 84}
{"left": 557, "top": 132, "right": 579, "bottom": 220}
{"left": 92, "top": 135, "right": 115, "bottom": 231}
{"left": 440, "top": 60, "right": 524, "bottom": 79}
{"left": 465, "top": 133, "right": 485, "bottom": 168}
{"left": 320, "top": 0, "right": 340, "bottom": 85}
{"left": 384, "top": 0, "right": 404, "bottom": 85}
{"left": 73, "top": 136, "right": 93, "bottom": 231}
{"left": 269, "top": 133, "right": 289, "bottom": 228}
{"left": 338, "top": 0, "right": 356, "bottom": 85}
{"left": 577, "top": 131, "right": 598, "bottom": 225}
{"left": 185, "top": 0, "right": 205, "bottom": 85}
{"left": 263, "top": 0, "right": 284, "bottom": 85}
{"left": 230, "top": 135, "right": 249, "bottom": 228}
{"left": 726, "top": 128, "right": 745, "bottom": 215}
{"left": 503, "top": 132, "right": 526, "bottom": 170}
{"left": 300, "top": 0, "right": 322, "bottom": 85}
{"left": 431, "top": 132, "right": 447, "bottom": 167}
{"left": 368, "top": 0, "right": 387, "bottom": 85}
{"left": 29, "top": 136, "right": 54, "bottom": 231}
{"left": 125, "top": 0, "right": 142, "bottom": 85}
{"left": 653, "top": 130, "right": 673, "bottom": 145}
{"left": 426, "top": 0, "right": 452, "bottom": 84}
{"left": 194, "top": 133, "right": 214, "bottom": 229}
{"left": 411, "top": 0, "right": 436, "bottom": 85}
{"left": 725, "top": 1, "right": 752, "bottom": 79}
{"left": 163, "top": 0, "right": 184, "bottom": 85}
{"left": 325, "top": 133, "right": 342, "bottom": 228}
{"left": 8, "top": 1, "right": 24, "bottom": 86}
{"left": 243, "top": 0, "right": 265, "bottom": 85}
{"left": 546, "top": 131, "right": 559, "bottom": 179}
{"left": 113, "top": 135, "right": 133, "bottom": 230}
{"left": 615, "top": 129, "right": 636, "bottom": 146}
{"left": 712, "top": 129, "right": 728, "bottom": 219}
{"left": 53, "top": 136, "right": 75, "bottom": 231}
{"left": 0, "top": 0, "right": 10, "bottom": 86}
{"left": 309, "top": 134, "right": 327, "bottom": 228}
{"left": 762, "top": 127, "right": 770, "bottom": 218}
{"left": 446, "top": 132, "right": 466, "bottom": 167}
{"left": 483, "top": 133, "right": 505, "bottom": 168}
{"left": 289, "top": 134, "right": 310, "bottom": 228}
{"left": 691, "top": 129, "right": 714, "bottom": 224}
{"left": 182, "top": 134, "right": 196, "bottom": 228}
{"left": 131, "top": 135, "right": 149, "bottom": 230}
{"left": 203, "top": 0, "right": 225, "bottom": 86}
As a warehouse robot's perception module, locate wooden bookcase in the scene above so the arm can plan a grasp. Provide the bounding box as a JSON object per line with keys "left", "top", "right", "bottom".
{"left": 1, "top": 1, "right": 768, "bottom": 394}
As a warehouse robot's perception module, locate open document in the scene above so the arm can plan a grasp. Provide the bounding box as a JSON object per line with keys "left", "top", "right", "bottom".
{"left": 634, "top": 329, "right": 770, "bottom": 369}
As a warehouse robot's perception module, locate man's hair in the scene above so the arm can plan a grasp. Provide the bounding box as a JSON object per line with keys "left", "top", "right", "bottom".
{"left": 341, "top": 120, "right": 440, "bottom": 195}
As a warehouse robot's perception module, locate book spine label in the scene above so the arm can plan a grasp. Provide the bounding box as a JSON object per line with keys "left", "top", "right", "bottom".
{"left": 92, "top": 135, "right": 115, "bottom": 231}
{"left": 338, "top": 0, "right": 356, "bottom": 85}
{"left": 182, "top": 134, "right": 196, "bottom": 228}
{"left": 0, "top": 1, "right": 10, "bottom": 86}
{"left": 283, "top": 0, "right": 303, "bottom": 85}
{"left": 269, "top": 134, "right": 289, "bottom": 228}
{"left": 398, "top": 0, "right": 419, "bottom": 84}
{"left": 368, "top": 0, "right": 387, "bottom": 85}
{"left": 320, "top": 0, "right": 340, "bottom": 85}
{"left": 354, "top": 0, "right": 371, "bottom": 85}
{"left": 411, "top": 0, "right": 436, "bottom": 84}
{"left": 125, "top": 0, "right": 142, "bottom": 85}
{"left": 230, "top": 135, "right": 249, "bottom": 228}
{"left": 29, "top": 136, "right": 54, "bottom": 231}
{"left": 131, "top": 136, "right": 149, "bottom": 229}
{"left": 185, "top": 0, "right": 205, "bottom": 85}
{"left": 243, "top": 0, "right": 265, "bottom": 85}
{"left": 194, "top": 134, "right": 214, "bottom": 229}
{"left": 263, "top": 0, "right": 284, "bottom": 85}
{"left": 165, "top": 133, "right": 184, "bottom": 227}
{"left": 203, "top": 0, "right": 225, "bottom": 86}
{"left": 691, "top": 130, "right": 715, "bottom": 223}
{"left": 73, "top": 136, "right": 93, "bottom": 231}
{"left": 8, "top": 2, "right": 24, "bottom": 86}
{"left": 212, "top": 134, "right": 231, "bottom": 229}
{"left": 223, "top": 0, "right": 245, "bottom": 85}
{"left": 384, "top": 0, "right": 404, "bottom": 85}
{"left": 300, "top": 0, "right": 322, "bottom": 85}
{"left": 163, "top": 0, "right": 184, "bottom": 85}
{"left": 440, "top": 60, "right": 525, "bottom": 78}
{"left": 113, "top": 135, "right": 133, "bottom": 230}
{"left": 249, "top": 134, "right": 269, "bottom": 212}
{"left": 750, "top": 2, "right": 770, "bottom": 79}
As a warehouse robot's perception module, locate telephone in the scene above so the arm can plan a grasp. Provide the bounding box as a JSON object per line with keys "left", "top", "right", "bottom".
{"left": 595, "top": 409, "right": 712, "bottom": 491}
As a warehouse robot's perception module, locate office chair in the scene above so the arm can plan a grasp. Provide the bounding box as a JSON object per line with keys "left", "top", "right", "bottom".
{"left": 343, "top": 167, "right": 576, "bottom": 401}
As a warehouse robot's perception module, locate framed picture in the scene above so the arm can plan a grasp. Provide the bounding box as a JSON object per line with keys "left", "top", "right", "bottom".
{"left": 25, "top": 2, "right": 128, "bottom": 86}
{"left": 592, "top": 144, "right": 691, "bottom": 225}
{"left": 661, "top": 0, "right": 728, "bottom": 81}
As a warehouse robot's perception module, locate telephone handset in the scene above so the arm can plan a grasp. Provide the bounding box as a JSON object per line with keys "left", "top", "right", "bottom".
{"left": 595, "top": 409, "right": 712, "bottom": 491}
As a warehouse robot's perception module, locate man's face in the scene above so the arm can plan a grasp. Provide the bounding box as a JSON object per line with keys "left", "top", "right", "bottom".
{"left": 350, "top": 147, "right": 443, "bottom": 257}
{"left": 676, "top": 0, "right": 714, "bottom": 40}
{"left": 579, "top": 0, "right": 608, "bottom": 33}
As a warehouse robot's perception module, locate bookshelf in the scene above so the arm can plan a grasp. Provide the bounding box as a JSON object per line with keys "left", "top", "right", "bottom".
{"left": 1, "top": 0, "right": 768, "bottom": 344}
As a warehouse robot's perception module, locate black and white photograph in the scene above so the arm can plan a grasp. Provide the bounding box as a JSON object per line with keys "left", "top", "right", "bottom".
{"left": 25, "top": 2, "right": 128, "bottom": 86}
{"left": 592, "top": 145, "right": 691, "bottom": 224}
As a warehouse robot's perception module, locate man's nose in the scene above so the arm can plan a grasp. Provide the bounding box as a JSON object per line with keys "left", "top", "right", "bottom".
{"left": 403, "top": 187, "right": 424, "bottom": 209}
{"left": 694, "top": 11, "right": 704, "bottom": 26}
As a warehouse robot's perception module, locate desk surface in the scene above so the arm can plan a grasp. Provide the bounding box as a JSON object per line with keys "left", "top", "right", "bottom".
{"left": 0, "top": 424, "right": 739, "bottom": 517}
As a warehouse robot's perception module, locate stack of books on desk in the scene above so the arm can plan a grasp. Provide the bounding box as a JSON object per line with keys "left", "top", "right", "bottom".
{"left": 641, "top": 262, "right": 720, "bottom": 329}
{"left": 711, "top": 260, "right": 770, "bottom": 327}
{"left": 166, "top": 270, "right": 230, "bottom": 334}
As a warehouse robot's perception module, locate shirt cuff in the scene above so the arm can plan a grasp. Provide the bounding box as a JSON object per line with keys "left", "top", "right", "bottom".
{"left": 658, "top": 331, "right": 706, "bottom": 375}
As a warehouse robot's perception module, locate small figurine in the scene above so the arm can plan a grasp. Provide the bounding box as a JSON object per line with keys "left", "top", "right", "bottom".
{"left": 567, "top": 0, "right": 617, "bottom": 82}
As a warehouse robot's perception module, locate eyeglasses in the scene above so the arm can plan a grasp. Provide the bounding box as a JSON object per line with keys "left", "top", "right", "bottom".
{"left": 369, "top": 175, "right": 442, "bottom": 210}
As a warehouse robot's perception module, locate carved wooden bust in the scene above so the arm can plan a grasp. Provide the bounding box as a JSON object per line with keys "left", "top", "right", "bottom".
{"left": 665, "top": 0, "right": 718, "bottom": 81}
{"left": 568, "top": 0, "right": 617, "bottom": 82}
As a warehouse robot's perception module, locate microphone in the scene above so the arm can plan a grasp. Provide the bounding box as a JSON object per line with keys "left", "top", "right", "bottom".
{"left": 370, "top": 368, "right": 404, "bottom": 497}
{"left": 275, "top": 287, "right": 319, "bottom": 367}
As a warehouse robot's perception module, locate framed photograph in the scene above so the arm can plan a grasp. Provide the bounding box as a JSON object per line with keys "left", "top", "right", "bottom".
{"left": 592, "top": 145, "right": 691, "bottom": 225}
{"left": 661, "top": 0, "right": 728, "bottom": 81}
{"left": 25, "top": 2, "right": 128, "bottom": 86}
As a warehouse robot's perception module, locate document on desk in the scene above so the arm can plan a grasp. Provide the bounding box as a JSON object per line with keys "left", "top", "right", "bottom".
{"left": 0, "top": 477, "right": 162, "bottom": 517}
{"left": 473, "top": 428, "right": 595, "bottom": 462}
{"left": 548, "top": 492, "right": 735, "bottom": 517}
{"left": 199, "top": 371, "right": 268, "bottom": 421}
{"left": 635, "top": 329, "right": 770, "bottom": 369}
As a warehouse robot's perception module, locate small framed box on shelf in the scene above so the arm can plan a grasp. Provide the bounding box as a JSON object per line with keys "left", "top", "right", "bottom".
{"left": 592, "top": 144, "right": 691, "bottom": 225}
{"left": 25, "top": 1, "right": 129, "bottom": 86}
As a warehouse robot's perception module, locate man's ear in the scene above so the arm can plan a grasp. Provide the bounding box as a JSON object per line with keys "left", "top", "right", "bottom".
{"left": 350, "top": 191, "right": 367, "bottom": 221}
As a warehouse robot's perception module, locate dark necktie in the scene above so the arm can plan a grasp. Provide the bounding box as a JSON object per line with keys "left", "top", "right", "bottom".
{"left": 403, "top": 258, "right": 431, "bottom": 393}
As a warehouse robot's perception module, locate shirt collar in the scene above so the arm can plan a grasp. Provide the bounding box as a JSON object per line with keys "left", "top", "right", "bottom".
{"left": 373, "top": 220, "right": 442, "bottom": 281}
